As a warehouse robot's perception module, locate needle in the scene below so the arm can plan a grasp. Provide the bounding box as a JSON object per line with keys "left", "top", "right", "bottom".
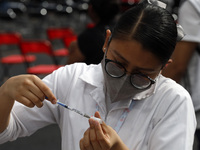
{"left": 57, "top": 101, "right": 90, "bottom": 119}
{"left": 45, "top": 96, "right": 102, "bottom": 123}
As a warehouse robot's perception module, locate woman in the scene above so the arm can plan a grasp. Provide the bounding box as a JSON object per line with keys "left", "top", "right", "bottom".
{"left": 0, "top": 1, "right": 196, "bottom": 150}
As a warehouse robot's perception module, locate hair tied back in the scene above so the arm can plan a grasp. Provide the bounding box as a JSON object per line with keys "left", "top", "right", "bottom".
{"left": 143, "top": 0, "right": 185, "bottom": 41}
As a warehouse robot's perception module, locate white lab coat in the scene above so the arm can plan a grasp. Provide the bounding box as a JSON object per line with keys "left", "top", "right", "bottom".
{"left": 0, "top": 63, "right": 196, "bottom": 150}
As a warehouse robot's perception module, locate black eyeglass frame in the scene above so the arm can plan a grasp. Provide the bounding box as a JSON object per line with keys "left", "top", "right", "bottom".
{"left": 104, "top": 56, "right": 156, "bottom": 90}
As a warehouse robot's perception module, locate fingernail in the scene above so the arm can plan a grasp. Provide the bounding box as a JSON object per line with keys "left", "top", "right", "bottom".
{"left": 52, "top": 99, "right": 57, "bottom": 104}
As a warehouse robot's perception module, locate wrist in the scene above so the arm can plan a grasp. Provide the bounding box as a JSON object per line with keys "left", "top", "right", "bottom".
{"left": 112, "top": 138, "right": 129, "bottom": 150}
{"left": 0, "top": 81, "right": 15, "bottom": 103}
{"left": 0, "top": 82, "right": 15, "bottom": 133}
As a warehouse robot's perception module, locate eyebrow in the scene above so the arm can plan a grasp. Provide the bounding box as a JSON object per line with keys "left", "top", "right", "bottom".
{"left": 112, "top": 49, "right": 129, "bottom": 63}
{"left": 112, "top": 49, "right": 159, "bottom": 72}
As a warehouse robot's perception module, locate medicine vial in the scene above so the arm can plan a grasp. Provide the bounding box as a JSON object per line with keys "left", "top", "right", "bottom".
{"left": 90, "top": 116, "right": 103, "bottom": 124}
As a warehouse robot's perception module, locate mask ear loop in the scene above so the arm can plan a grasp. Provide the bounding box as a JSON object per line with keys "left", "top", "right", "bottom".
{"left": 108, "top": 34, "right": 112, "bottom": 46}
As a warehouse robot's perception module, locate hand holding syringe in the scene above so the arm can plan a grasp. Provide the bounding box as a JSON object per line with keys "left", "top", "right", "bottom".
{"left": 57, "top": 101, "right": 103, "bottom": 124}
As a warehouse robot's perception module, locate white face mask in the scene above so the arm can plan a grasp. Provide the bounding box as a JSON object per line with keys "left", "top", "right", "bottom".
{"left": 101, "top": 56, "right": 157, "bottom": 103}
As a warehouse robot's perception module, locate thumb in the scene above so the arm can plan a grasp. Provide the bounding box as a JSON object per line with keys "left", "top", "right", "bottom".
{"left": 94, "top": 111, "right": 110, "bottom": 133}
{"left": 94, "top": 111, "right": 101, "bottom": 119}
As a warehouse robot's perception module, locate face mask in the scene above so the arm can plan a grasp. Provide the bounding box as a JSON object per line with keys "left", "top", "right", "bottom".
{"left": 101, "top": 56, "right": 157, "bottom": 103}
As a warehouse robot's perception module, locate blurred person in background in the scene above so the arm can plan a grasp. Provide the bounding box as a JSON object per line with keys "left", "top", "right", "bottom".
{"left": 66, "top": 0, "right": 120, "bottom": 65}
{"left": 162, "top": 0, "right": 200, "bottom": 149}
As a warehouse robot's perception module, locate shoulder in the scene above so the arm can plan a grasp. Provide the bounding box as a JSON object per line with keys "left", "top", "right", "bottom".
{"left": 180, "top": 0, "right": 200, "bottom": 9}
{"left": 42, "top": 63, "right": 90, "bottom": 85}
{"left": 150, "top": 75, "right": 195, "bottom": 124}
{"left": 155, "top": 75, "right": 192, "bottom": 102}
{"left": 51, "top": 63, "right": 102, "bottom": 80}
{"left": 179, "top": 0, "right": 200, "bottom": 24}
{"left": 187, "top": 0, "right": 200, "bottom": 9}
{"left": 54, "top": 63, "right": 96, "bottom": 77}
{"left": 42, "top": 63, "right": 102, "bottom": 96}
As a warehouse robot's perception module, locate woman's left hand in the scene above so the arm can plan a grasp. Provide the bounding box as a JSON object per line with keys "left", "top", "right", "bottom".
{"left": 79, "top": 111, "right": 129, "bottom": 150}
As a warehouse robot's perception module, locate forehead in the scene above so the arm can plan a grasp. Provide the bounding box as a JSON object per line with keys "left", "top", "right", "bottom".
{"left": 108, "top": 39, "right": 162, "bottom": 69}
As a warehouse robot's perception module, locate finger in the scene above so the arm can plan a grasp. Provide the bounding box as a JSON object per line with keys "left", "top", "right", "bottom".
{"left": 17, "top": 96, "right": 35, "bottom": 108}
{"left": 22, "top": 90, "right": 44, "bottom": 108}
{"left": 21, "top": 79, "right": 46, "bottom": 107}
{"left": 89, "top": 119, "right": 102, "bottom": 150}
{"left": 19, "top": 75, "right": 46, "bottom": 102}
{"left": 80, "top": 138, "right": 86, "bottom": 150}
{"left": 26, "top": 78, "right": 45, "bottom": 101}
{"left": 28, "top": 83, "right": 46, "bottom": 102}
{"left": 92, "top": 117, "right": 110, "bottom": 149}
{"left": 83, "top": 129, "right": 93, "bottom": 150}
{"left": 91, "top": 111, "right": 109, "bottom": 149}
{"left": 31, "top": 75, "right": 57, "bottom": 104}
{"left": 94, "top": 111, "right": 101, "bottom": 119}
{"left": 94, "top": 111, "right": 107, "bottom": 133}
{"left": 97, "top": 126, "right": 110, "bottom": 149}
{"left": 94, "top": 111, "right": 110, "bottom": 134}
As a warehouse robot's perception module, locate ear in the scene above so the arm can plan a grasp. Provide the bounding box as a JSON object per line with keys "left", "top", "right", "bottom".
{"left": 102, "top": 29, "right": 112, "bottom": 53}
{"left": 163, "top": 59, "right": 173, "bottom": 68}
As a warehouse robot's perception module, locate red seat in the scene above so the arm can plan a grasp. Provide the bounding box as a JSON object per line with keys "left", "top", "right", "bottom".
{"left": 47, "top": 27, "right": 75, "bottom": 57}
{"left": 86, "top": 23, "right": 95, "bottom": 29}
{"left": 20, "top": 40, "right": 62, "bottom": 75}
{"left": 63, "top": 35, "right": 77, "bottom": 48}
{"left": 0, "top": 32, "right": 36, "bottom": 79}
{"left": 27, "top": 64, "right": 61, "bottom": 74}
{"left": 1, "top": 54, "right": 35, "bottom": 64}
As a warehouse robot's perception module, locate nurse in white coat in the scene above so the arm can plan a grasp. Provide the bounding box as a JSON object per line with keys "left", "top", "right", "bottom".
{"left": 0, "top": 1, "right": 196, "bottom": 150}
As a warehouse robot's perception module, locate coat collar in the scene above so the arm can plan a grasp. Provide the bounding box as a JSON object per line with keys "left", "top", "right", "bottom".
{"left": 78, "top": 63, "right": 160, "bottom": 110}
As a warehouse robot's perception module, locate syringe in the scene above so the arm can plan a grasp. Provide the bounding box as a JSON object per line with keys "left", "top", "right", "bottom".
{"left": 57, "top": 101, "right": 90, "bottom": 119}
{"left": 57, "top": 101, "right": 103, "bottom": 124}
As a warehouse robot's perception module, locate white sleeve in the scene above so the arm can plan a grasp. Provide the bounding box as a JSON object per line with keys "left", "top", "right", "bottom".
{"left": 0, "top": 63, "right": 83, "bottom": 144}
{"left": 0, "top": 66, "right": 70, "bottom": 143}
{"left": 0, "top": 100, "right": 59, "bottom": 144}
{"left": 148, "top": 87, "right": 196, "bottom": 150}
{"left": 179, "top": 0, "right": 200, "bottom": 42}
{"left": 0, "top": 111, "right": 24, "bottom": 144}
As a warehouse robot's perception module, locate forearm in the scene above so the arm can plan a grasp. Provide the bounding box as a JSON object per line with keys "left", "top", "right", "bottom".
{"left": 0, "top": 83, "right": 15, "bottom": 133}
{"left": 0, "top": 74, "right": 57, "bottom": 133}
{"left": 162, "top": 41, "right": 198, "bottom": 83}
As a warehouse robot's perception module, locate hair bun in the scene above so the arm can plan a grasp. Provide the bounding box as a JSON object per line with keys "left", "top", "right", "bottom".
{"left": 141, "top": 0, "right": 185, "bottom": 42}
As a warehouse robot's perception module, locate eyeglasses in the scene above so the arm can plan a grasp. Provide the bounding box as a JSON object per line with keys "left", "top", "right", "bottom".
{"left": 104, "top": 58, "right": 156, "bottom": 90}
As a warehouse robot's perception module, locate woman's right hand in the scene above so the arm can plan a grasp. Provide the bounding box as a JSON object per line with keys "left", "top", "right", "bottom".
{"left": 0, "top": 74, "right": 57, "bottom": 108}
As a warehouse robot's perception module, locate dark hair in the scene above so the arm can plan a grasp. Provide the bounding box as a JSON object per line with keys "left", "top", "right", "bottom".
{"left": 112, "top": 2, "right": 177, "bottom": 65}
{"left": 89, "top": 0, "right": 120, "bottom": 23}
